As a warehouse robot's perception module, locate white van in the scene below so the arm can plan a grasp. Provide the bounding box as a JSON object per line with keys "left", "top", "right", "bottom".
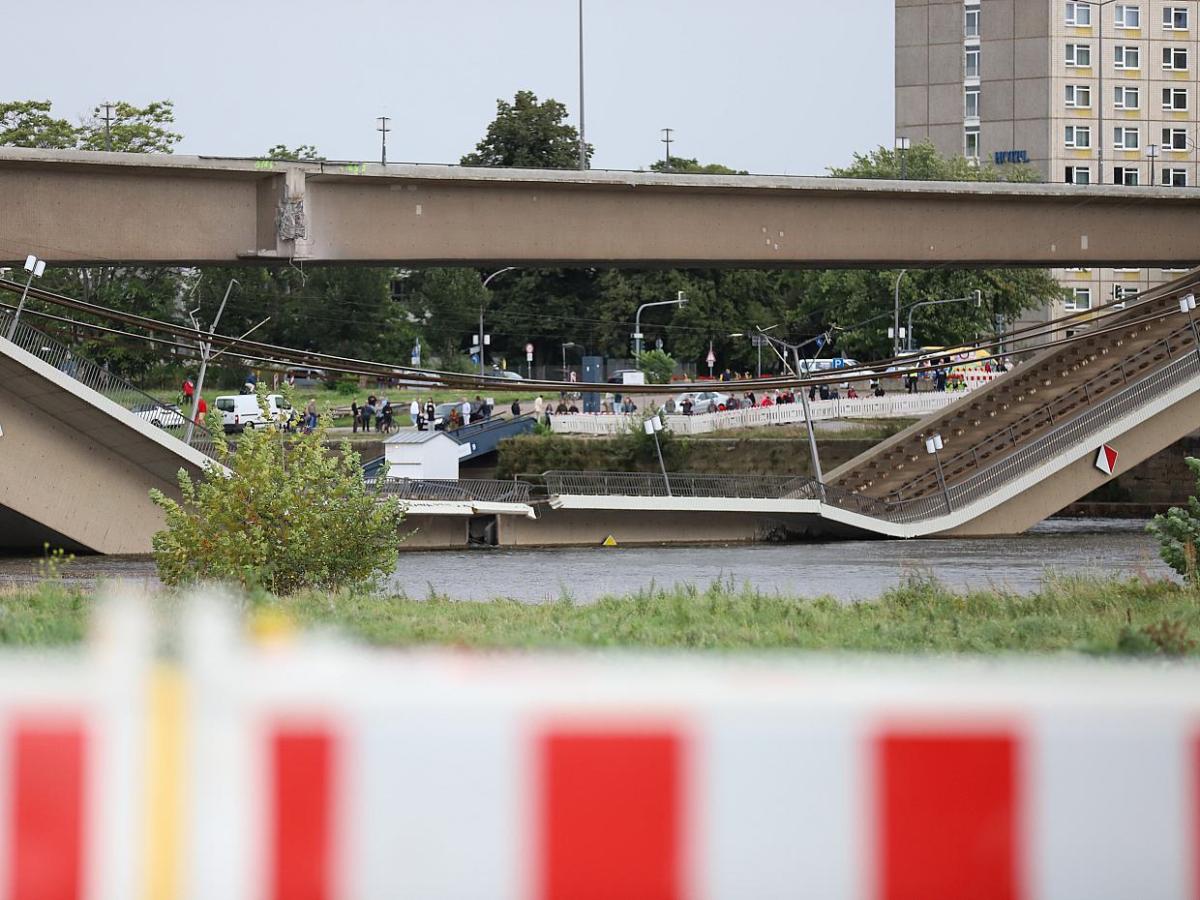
{"left": 214, "top": 394, "right": 291, "bottom": 433}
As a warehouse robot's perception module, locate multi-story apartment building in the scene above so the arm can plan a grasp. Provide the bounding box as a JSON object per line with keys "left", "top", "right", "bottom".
{"left": 896, "top": 0, "right": 1196, "bottom": 328}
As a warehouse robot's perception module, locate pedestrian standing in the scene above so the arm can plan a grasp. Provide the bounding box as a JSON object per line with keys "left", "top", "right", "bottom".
{"left": 461, "top": 397, "right": 472, "bottom": 424}
{"left": 410, "top": 398, "right": 421, "bottom": 429}
{"left": 351, "top": 400, "right": 359, "bottom": 433}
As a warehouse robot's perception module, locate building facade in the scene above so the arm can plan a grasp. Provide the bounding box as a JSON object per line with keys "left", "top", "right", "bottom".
{"left": 896, "top": 0, "right": 1196, "bottom": 325}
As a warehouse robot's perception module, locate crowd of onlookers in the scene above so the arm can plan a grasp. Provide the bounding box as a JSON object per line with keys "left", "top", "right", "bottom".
{"left": 350, "top": 395, "right": 396, "bottom": 433}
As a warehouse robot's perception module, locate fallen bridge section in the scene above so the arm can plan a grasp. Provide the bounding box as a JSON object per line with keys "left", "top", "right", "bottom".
{"left": 0, "top": 321, "right": 214, "bottom": 553}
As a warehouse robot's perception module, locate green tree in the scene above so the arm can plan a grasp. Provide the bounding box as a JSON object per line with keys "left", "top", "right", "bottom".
{"left": 150, "top": 389, "right": 403, "bottom": 593}
{"left": 266, "top": 144, "right": 322, "bottom": 161}
{"left": 77, "top": 100, "right": 182, "bottom": 153}
{"left": 1149, "top": 458, "right": 1200, "bottom": 585}
{"left": 830, "top": 140, "right": 1040, "bottom": 183}
{"left": 398, "top": 268, "right": 486, "bottom": 365}
{"left": 649, "top": 157, "right": 747, "bottom": 175}
{"left": 637, "top": 348, "right": 676, "bottom": 384}
{"left": 461, "top": 90, "right": 591, "bottom": 169}
{"left": 0, "top": 100, "right": 77, "bottom": 149}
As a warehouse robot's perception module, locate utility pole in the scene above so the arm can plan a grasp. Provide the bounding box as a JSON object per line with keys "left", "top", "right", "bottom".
{"left": 578, "top": 0, "right": 587, "bottom": 170}
{"left": 99, "top": 101, "right": 117, "bottom": 152}
{"left": 185, "top": 278, "right": 237, "bottom": 446}
{"left": 661, "top": 128, "right": 674, "bottom": 172}
{"left": 376, "top": 116, "right": 390, "bottom": 166}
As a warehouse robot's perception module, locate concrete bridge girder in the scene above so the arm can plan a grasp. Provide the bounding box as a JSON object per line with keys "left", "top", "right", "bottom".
{"left": 4, "top": 147, "right": 1200, "bottom": 267}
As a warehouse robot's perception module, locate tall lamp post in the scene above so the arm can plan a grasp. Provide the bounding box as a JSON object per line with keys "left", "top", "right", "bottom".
{"left": 478, "top": 267, "right": 516, "bottom": 378}
{"left": 578, "top": 0, "right": 587, "bottom": 170}
{"left": 891, "top": 269, "right": 908, "bottom": 357}
{"left": 661, "top": 128, "right": 674, "bottom": 172}
{"left": 634, "top": 291, "right": 688, "bottom": 358}
{"left": 7, "top": 254, "right": 46, "bottom": 340}
{"left": 561, "top": 341, "right": 584, "bottom": 380}
{"left": 376, "top": 115, "right": 390, "bottom": 166}
{"left": 1145, "top": 143, "right": 1160, "bottom": 186}
{"left": 1088, "top": 0, "right": 1121, "bottom": 183}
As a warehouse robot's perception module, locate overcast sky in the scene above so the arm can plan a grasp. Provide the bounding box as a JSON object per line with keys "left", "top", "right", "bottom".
{"left": 8, "top": 0, "right": 893, "bottom": 175}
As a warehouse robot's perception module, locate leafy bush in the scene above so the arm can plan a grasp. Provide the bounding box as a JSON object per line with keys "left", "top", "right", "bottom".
{"left": 150, "top": 387, "right": 403, "bottom": 594}
{"left": 334, "top": 379, "right": 360, "bottom": 396}
{"left": 1148, "top": 457, "right": 1200, "bottom": 584}
{"left": 637, "top": 349, "right": 676, "bottom": 385}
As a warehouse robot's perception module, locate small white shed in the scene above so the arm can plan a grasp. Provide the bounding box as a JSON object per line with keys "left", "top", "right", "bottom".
{"left": 383, "top": 430, "right": 469, "bottom": 480}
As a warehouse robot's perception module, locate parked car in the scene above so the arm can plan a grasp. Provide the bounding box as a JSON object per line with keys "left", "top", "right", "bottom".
{"left": 284, "top": 367, "right": 329, "bottom": 388}
{"left": 132, "top": 403, "right": 185, "bottom": 429}
{"left": 490, "top": 369, "right": 524, "bottom": 381}
{"left": 214, "top": 393, "right": 291, "bottom": 433}
{"left": 607, "top": 368, "right": 644, "bottom": 384}
{"left": 674, "top": 390, "right": 731, "bottom": 413}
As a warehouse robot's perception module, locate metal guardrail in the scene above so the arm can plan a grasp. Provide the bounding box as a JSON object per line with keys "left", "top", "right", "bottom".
{"left": 543, "top": 471, "right": 821, "bottom": 500}
{"left": 0, "top": 308, "right": 219, "bottom": 460}
{"left": 374, "top": 478, "right": 534, "bottom": 504}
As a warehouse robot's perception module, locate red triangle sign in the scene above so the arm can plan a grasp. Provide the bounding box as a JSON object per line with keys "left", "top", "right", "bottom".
{"left": 1095, "top": 444, "right": 1118, "bottom": 475}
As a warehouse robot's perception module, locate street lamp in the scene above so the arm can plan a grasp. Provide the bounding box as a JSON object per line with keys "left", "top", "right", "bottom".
{"left": 1179, "top": 293, "right": 1199, "bottom": 352}
{"left": 376, "top": 115, "right": 390, "bottom": 166}
{"left": 924, "top": 432, "right": 952, "bottom": 514}
{"left": 578, "top": 0, "right": 587, "bottom": 170}
{"left": 478, "top": 267, "right": 516, "bottom": 378}
{"left": 634, "top": 291, "right": 688, "bottom": 358}
{"left": 906, "top": 290, "right": 983, "bottom": 352}
{"left": 895, "top": 136, "right": 911, "bottom": 180}
{"left": 728, "top": 331, "right": 765, "bottom": 378}
{"left": 6, "top": 254, "right": 46, "bottom": 340}
{"left": 891, "top": 269, "right": 907, "bottom": 357}
{"left": 561, "top": 341, "right": 584, "bottom": 380}
{"left": 643, "top": 414, "right": 671, "bottom": 496}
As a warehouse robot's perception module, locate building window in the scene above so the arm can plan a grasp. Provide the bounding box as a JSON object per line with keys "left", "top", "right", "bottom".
{"left": 1066, "top": 1, "right": 1092, "bottom": 26}
{"left": 1114, "top": 166, "right": 1140, "bottom": 184}
{"left": 1113, "top": 126, "right": 1140, "bottom": 149}
{"left": 1114, "top": 4, "right": 1141, "bottom": 28}
{"left": 1065, "top": 125, "right": 1092, "bottom": 148}
{"left": 1067, "top": 288, "right": 1093, "bottom": 310}
{"left": 1114, "top": 85, "right": 1140, "bottom": 109}
{"left": 965, "top": 7, "right": 980, "bottom": 37}
{"left": 1163, "top": 46, "right": 1189, "bottom": 69}
{"left": 1065, "top": 84, "right": 1092, "bottom": 108}
{"left": 965, "top": 47, "right": 981, "bottom": 78}
{"left": 1114, "top": 45, "right": 1140, "bottom": 69}
{"left": 1163, "top": 87, "right": 1189, "bottom": 110}
{"left": 965, "top": 87, "right": 980, "bottom": 119}
{"left": 1163, "top": 127, "right": 1189, "bottom": 149}
{"left": 1066, "top": 165, "right": 1092, "bottom": 184}
{"left": 1164, "top": 6, "right": 1189, "bottom": 29}
{"left": 1066, "top": 43, "right": 1092, "bottom": 67}
{"left": 965, "top": 125, "right": 980, "bottom": 159}
{"left": 1162, "top": 167, "right": 1188, "bottom": 186}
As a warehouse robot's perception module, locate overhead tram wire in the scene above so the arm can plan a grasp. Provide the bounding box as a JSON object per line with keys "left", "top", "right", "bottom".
{"left": 0, "top": 275, "right": 1187, "bottom": 394}
{"left": 0, "top": 273, "right": 1192, "bottom": 397}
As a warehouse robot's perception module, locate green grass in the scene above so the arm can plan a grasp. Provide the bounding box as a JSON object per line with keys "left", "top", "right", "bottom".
{"left": 6, "top": 573, "right": 1198, "bottom": 657}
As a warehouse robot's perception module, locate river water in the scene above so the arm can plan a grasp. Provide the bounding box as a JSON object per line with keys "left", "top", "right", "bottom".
{"left": 0, "top": 518, "right": 1170, "bottom": 603}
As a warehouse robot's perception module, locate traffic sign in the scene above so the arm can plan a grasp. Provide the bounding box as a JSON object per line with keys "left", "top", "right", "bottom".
{"left": 831, "top": 357, "right": 846, "bottom": 369}
{"left": 525, "top": 343, "right": 534, "bottom": 354}
{"left": 706, "top": 349, "right": 716, "bottom": 365}
{"left": 1095, "top": 444, "right": 1118, "bottom": 475}
{"left": 751, "top": 335, "right": 768, "bottom": 347}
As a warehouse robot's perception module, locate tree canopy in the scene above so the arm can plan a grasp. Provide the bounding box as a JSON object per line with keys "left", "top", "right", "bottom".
{"left": 461, "top": 90, "right": 591, "bottom": 169}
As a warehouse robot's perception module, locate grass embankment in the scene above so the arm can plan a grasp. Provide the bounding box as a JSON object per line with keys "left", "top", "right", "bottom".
{"left": 4, "top": 574, "right": 1197, "bottom": 656}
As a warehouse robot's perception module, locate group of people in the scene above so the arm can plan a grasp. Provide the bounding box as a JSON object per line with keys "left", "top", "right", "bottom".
{"left": 350, "top": 395, "right": 395, "bottom": 433}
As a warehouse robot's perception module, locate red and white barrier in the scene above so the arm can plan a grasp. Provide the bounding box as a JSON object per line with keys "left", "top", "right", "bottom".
{"left": 3, "top": 595, "right": 1200, "bottom": 898}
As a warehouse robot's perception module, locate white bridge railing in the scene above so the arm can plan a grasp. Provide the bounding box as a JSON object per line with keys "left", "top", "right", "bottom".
{"left": 549, "top": 392, "right": 963, "bottom": 436}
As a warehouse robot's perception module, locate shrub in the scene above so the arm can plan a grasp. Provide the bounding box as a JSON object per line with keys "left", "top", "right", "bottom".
{"left": 1148, "top": 457, "right": 1200, "bottom": 584}
{"left": 637, "top": 349, "right": 676, "bottom": 385}
{"left": 150, "top": 387, "right": 403, "bottom": 594}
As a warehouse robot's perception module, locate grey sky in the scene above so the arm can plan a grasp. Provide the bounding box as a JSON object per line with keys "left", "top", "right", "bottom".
{"left": 10, "top": 0, "right": 893, "bottom": 175}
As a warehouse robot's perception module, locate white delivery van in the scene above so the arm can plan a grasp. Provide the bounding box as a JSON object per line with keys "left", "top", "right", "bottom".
{"left": 214, "top": 394, "right": 291, "bottom": 433}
